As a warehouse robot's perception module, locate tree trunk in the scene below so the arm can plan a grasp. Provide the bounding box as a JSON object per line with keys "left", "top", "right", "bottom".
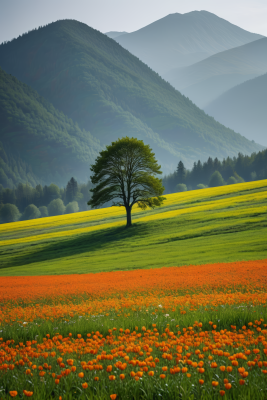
{"left": 126, "top": 206, "right": 132, "bottom": 227}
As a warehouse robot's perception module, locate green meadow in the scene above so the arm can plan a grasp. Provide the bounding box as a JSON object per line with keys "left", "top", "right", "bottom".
{"left": 0, "top": 180, "right": 266, "bottom": 277}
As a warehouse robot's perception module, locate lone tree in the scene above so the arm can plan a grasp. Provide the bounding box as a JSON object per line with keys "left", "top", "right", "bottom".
{"left": 88, "top": 137, "right": 166, "bottom": 227}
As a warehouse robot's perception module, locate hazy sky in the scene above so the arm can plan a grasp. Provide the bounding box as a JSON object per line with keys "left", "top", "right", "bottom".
{"left": 0, "top": 0, "right": 267, "bottom": 44}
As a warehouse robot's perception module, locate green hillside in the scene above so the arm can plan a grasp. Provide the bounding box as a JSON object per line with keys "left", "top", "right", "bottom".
{"left": 164, "top": 38, "right": 267, "bottom": 108}
{"left": 0, "top": 67, "right": 101, "bottom": 187}
{"left": 0, "top": 180, "right": 266, "bottom": 276}
{"left": 0, "top": 140, "right": 41, "bottom": 188}
{"left": 0, "top": 20, "right": 263, "bottom": 174}
{"left": 205, "top": 73, "right": 267, "bottom": 146}
{"left": 116, "top": 10, "right": 264, "bottom": 75}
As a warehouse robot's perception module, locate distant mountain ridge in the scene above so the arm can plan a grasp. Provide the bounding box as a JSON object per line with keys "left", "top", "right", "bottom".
{"left": 205, "top": 73, "right": 267, "bottom": 146}
{"left": 0, "top": 19, "right": 263, "bottom": 180}
{"left": 115, "top": 11, "right": 264, "bottom": 75}
{"left": 164, "top": 37, "right": 267, "bottom": 109}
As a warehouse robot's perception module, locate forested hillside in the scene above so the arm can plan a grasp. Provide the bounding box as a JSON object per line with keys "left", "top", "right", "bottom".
{"left": 0, "top": 68, "right": 101, "bottom": 187}
{"left": 0, "top": 141, "right": 41, "bottom": 188}
{"left": 0, "top": 20, "right": 263, "bottom": 175}
{"left": 205, "top": 73, "right": 267, "bottom": 146}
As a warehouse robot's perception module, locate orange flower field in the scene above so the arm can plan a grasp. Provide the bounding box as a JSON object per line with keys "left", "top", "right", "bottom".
{"left": 0, "top": 260, "right": 267, "bottom": 399}
{"left": 0, "top": 259, "right": 266, "bottom": 303}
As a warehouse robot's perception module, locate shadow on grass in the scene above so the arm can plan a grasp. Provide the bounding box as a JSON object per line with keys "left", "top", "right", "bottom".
{"left": 0, "top": 223, "right": 150, "bottom": 270}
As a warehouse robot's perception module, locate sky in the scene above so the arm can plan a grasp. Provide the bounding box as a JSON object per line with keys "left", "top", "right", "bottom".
{"left": 0, "top": 0, "right": 267, "bottom": 44}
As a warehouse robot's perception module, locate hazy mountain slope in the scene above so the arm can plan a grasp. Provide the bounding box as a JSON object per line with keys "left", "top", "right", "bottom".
{"left": 205, "top": 73, "right": 267, "bottom": 146}
{"left": 115, "top": 11, "right": 263, "bottom": 75}
{"left": 165, "top": 38, "right": 267, "bottom": 108}
{"left": 0, "top": 140, "right": 41, "bottom": 188}
{"left": 0, "top": 68, "right": 102, "bottom": 186}
{"left": 105, "top": 31, "right": 128, "bottom": 39}
{"left": 0, "top": 20, "right": 263, "bottom": 174}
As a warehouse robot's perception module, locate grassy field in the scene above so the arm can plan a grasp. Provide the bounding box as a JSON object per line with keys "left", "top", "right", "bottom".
{"left": 0, "top": 180, "right": 267, "bottom": 276}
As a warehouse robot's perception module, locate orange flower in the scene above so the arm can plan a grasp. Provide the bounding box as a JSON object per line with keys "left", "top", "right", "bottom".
{"left": 198, "top": 368, "right": 205, "bottom": 373}
{"left": 130, "top": 371, "right": 135, "bottom": 377}
{"left": 219, "top": 366, "right": 226, "bottom": 372}
{"left": 110, "top": 395, "right": 117, "bottom": 400}
{"left": 199, "top": 379, "right": 204, "bottom": 385}
{"left": 220, "top": 391, "right": 225, "bottom": 397}
{"left": 78, "top": 372, "right": 84, "bottom": 378}
{"left": 239, "top": 379, "right": 245, "bottom": 385}
{"left": 148, "top": 371, "right": 154, "bottom": 376}
{"left": 226, "top": 366, "right": 233, "bottom": 372}
{"left": 162, "top": 366, "right": 168, "bottom": 371}
{"left": 160, "top": 374, "right": 166, "bottom": 379}
{"left": 225, "top": 383, "right": 232, "bottom": 390}
{"left": 9, "top": 392, "right": 18, "bottom": 398}
{"left": 109, "top": 375, "right": 116, "bottom": 381}
{"left": 23, "top": 391, "right": 33, "bottom": 397}
{"left": 120, "top": 374, "right": 125, "bottom": 380}
{"left": 134, "top": 376, "right": 139, "bottom": 381}
{"left": 55, "top": 379, "right": 60, "bottom": 385}
{"left": 211, "top": 362, "right": 217, "bottom": 368}
{"left": 182, "top": 367, "right": 188, "bottom": 373}
{"left": 106, "top": 365, "right": 112, "bottom": 372}
{"left": 212, "top": 381, "right": 219, "bottom": 387}
{"left": 94, "top": 377, "right": 99, "bottom": 381}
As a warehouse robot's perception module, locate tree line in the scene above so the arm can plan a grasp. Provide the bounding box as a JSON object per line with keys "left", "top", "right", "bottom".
{"left": 0, "top": 178, "right": 92, "bottom": 223}
{"left": 1, "top": 148, "right": 266, "bottom": 224}
{"left": 163, "top": 149, "right": 267, "bottom": 194}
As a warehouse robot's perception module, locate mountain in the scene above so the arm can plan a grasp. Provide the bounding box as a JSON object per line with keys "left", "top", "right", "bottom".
{"left": 0, "top": 20, "right": 263, "bottom": 176}
{"left": 0, "top": 140, "right": 41, "bottom": 189}
{"left": 164, "top": 38, "right": 267, "bottom": 109}
{"left": 0, "top": 67, "right": 102, "bottom": 187}
{"left": 205, "top": 73, "right": 267, "bottom": 146}
{"left": 115, "top": 11, "right": 264, "bottom": 75}
{"left": 105, "top": 31, "right": 128, "bottom": 39}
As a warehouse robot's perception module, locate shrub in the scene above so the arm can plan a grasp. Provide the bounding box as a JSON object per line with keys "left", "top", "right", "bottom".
{"left": 227, "top": 176, "right": 238, "bottom": 185}
{"left": 176, "top": 183, "right": 187, "bottom": 192}
{"left": 22, "top": 204, "right": 41, "bottom": 220}
{"left": 233, "top": 172, "right": 245, "bottom": 183}
{"left": 209, "top": 171, "right": 225, "bottom": 187}
{"left": 65, "top": 201, "right": 79, "bottom": 214}
{"left": 196, "top": 184, "right": 207, "bottom": 189}
{"left": 48, "top": 198, "right": 65, "bottom": 216}
{"left": 39, "top": 206, "right": 49, "bottom": 218}
{"left": 0, "top": 203, "right": 20, "bottom": 223}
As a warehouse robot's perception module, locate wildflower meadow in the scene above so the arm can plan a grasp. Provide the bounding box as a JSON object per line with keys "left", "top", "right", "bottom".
{"left": 0, "top": 181, "right": 267, "bottom": 399}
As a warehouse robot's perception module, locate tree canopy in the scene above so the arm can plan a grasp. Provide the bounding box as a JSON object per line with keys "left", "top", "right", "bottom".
{"left": 88, "top": 137, "right": 166, "bottom": 226}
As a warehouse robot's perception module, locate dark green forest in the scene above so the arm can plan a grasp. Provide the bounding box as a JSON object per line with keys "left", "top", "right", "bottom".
{"left": 163, "top": 149, "right": 267, "bottom": 193}
{"left": 0, "top": 67, "right": 101, "bottom": 187}
{"left": 0, "top": 177, "right": 92, "bottom": 223}
{"left": 0, "top": 20, "right": 263, "bottom": 175}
